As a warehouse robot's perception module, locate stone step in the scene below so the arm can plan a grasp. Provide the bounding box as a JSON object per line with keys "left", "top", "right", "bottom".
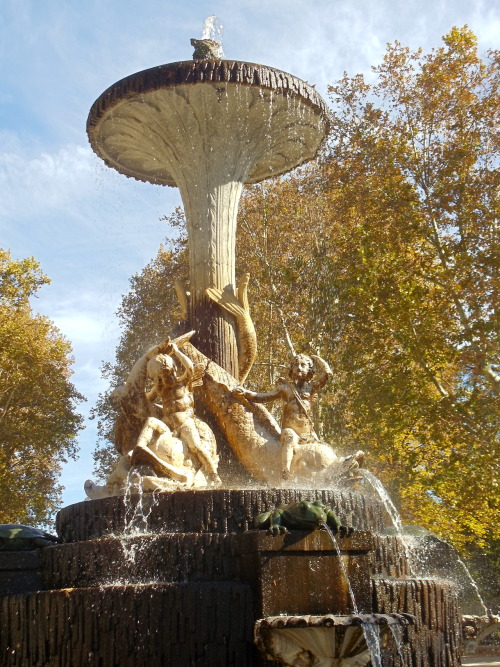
{"left": 0, "top": 582, "right": 255, "bottom": 667}
{"left": 0, "top": 550, "right": 43, "bottom": 595}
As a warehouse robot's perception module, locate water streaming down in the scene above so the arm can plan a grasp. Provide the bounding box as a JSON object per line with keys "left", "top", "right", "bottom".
{"left": 322, "top": 524, "right": 385, "bottom": 667}
{"left": 122, "top": 469, "right": 158, "bottom": 535}
{"left": 389, "top": 623, "right": 405, "bottom": 665}
{"left": 454, "top": 554, "right": 490, "bottom": 617}
{"left": 360, "top": 470, "right": 403, "bottom": 534}
{"left": 113, "top": 470, "right": 161, "bottom": 582}
{"left": 362, "top": 469, "right": 490, "bottom": 618}
{"left": 361, "top": 623, "right": 383, "bottom": 667}
{"left": 361, "top": 469, "right": 416, "bottom": 577}
{"left": 405, "top": 532, "right": 491, "bottom": 617}
{"left": 322, "top": 525, "right": 359, "bottom": 614}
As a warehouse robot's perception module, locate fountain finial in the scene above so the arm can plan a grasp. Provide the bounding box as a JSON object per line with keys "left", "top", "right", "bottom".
{"left": 190, "top": 38, "right": 223, "bottom": 60}
{"left": 191, "top": 15, "right": 224, "bottom": 60}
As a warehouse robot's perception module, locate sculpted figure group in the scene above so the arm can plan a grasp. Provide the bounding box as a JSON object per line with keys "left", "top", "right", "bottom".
{"left": 85, "top": 332, "right": 221, "bottom": 499}
{"left": 85, "top": 296, "right": 364, "bottom": 499}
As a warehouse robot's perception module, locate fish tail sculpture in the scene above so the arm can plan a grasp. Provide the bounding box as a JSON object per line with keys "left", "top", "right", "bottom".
{"left": 206, "top": 273, "right": 257, "bottom": 383}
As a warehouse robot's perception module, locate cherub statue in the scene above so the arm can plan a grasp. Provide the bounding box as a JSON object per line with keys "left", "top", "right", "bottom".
{"left": 233, "top": 353, "right": 332, "bottom": 480}
{"left": 134, "top": 339, "right": 221, "bottom": 486}
{"left": 85, "top": 332, "right": 220, "bottom": 499}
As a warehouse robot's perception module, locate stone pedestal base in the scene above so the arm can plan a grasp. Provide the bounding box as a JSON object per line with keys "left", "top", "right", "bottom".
{"left": 0, "top": 491, "right": 462, "bottom": 666}
{"left": 236, "top": 530, "right": 373, "bottom": 616}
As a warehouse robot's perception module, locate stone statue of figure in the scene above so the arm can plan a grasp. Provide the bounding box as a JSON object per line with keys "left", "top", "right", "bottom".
{"left": 134, "top": 340, "right": 221, "bottom": 486}
{"left": 233, "top": 353, "right": 332, "bottom": 480}
{"left": 84, "top": 332, "right": 220, "bottom": 499}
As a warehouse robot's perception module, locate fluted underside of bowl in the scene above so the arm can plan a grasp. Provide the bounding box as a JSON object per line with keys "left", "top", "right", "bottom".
{"left": 87, "top": 60, "right": 330, "bottom": 186}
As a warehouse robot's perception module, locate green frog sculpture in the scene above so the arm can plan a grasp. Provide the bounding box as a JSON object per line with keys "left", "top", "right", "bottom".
{"left": 253, "top": 500, "right": 354, "bottom": 537}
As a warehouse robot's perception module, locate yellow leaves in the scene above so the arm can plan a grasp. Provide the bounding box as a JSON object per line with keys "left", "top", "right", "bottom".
{"left": 443, "top": 26, "right": 478, "bottom": 53}
{"left": 0, "top": 249, "right": 50, "bottom": 308}
{"left": 0, "top": 250, "right": 83, "bottom": 525}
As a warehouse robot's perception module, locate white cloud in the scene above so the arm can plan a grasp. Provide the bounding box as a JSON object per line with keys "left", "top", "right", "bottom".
{"left": 51, "top": 311, "right": 113, "bottom": 345}
{"left": 0, "top": 143, "right": 92, "bottom": 218}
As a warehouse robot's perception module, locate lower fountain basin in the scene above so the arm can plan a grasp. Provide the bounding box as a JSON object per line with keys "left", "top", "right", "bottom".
{"left": 255, "top": 613, "right": 415, "bottom": 667}
{"left": 1, "top": 582, "right": 255, "bottom": 666}
{"left": 0, "top": 490, "right": 463, "bottom": 666}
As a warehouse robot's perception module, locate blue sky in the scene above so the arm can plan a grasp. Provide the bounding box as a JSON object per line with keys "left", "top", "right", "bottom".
{"left": 1, "top": 0, "right": 498, "bottom": 512}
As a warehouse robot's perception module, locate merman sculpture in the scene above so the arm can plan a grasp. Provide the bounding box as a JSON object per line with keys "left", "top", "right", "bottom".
{"left": 85, "top": 332, "right": 221, "bottom": 499}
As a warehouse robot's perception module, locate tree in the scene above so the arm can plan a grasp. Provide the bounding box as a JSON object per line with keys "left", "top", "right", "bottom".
{"left": 315, "top": 27, "right": 499, "bottom": 553}
{"left": 239, "top": 29, "right": 499, "bottom": 554}
{"left": 93, "top": 29, "right": 498, "bottom": 566}
{"left": 0, "top": 249, "right": 84, "bottom": 524}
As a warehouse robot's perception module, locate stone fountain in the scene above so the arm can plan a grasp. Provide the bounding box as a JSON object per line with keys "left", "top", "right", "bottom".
{"left": 0, "top": 32, "right": 463, "bottom": 667}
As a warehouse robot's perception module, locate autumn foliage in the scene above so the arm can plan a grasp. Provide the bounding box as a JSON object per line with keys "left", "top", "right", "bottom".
{"left": 0, "top": 250, "right": 83, "bottom": 524}
{"left": 239, "top": 28, "right": 499, "bottom": 556}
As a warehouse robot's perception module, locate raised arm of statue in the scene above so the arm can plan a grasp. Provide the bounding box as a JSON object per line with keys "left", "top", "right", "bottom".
{"left": 310, "top": 355, "right": 332, "bottom": 392}
{"left": 116, "top": 331, "right": 197, "bottom": 419}
{"left": 170, "top": 342, "right": 195, "bottom": 384}
{"left": 233, "top": 384, "right": 285, "bottom": 404}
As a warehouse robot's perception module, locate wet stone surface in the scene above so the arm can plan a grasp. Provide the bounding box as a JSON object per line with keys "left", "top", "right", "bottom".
{"left": 1, "top": 583, "right": 255, "bottom": 667}
{"left": 56, "top": 489, "right": 388, "bottom": 542}
{"left": 1, "top": 490, "right": 463, "bottom": 666}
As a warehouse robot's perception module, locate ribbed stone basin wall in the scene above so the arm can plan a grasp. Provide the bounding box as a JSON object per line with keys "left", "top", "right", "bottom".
{"left": 56, "top": 488, "right": 387, "bottom": 542}
{"left": 373, "top": 578, "right": 462, "bottom": 666}
{"left": 0, "top": 488, "right": 462, "bottom": 666}
{"left": 1, "top": 583, "right": 254, "bottom": 666}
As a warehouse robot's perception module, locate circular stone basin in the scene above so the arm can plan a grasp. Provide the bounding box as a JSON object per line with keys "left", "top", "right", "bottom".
{"left": 87, "top": 60, "right": 330, "bottom": 187}
{"left": 56, "top": 489, "right": 390, "bottom": 543}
